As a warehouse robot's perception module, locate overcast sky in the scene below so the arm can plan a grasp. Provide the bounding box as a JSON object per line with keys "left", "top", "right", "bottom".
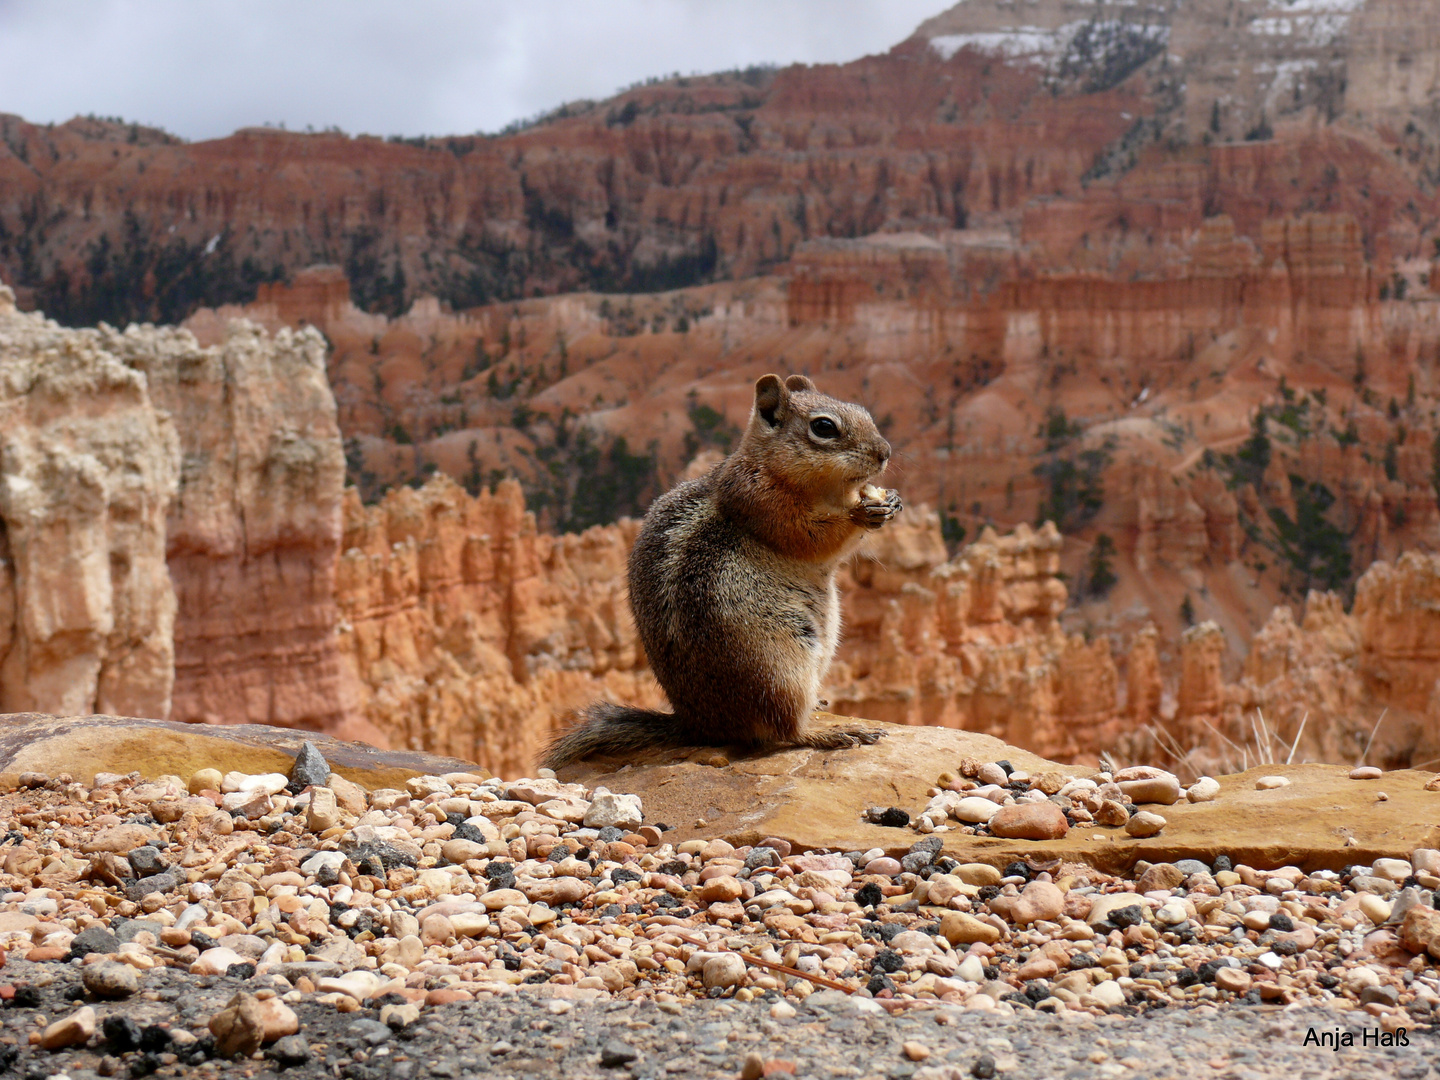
{"left": 0, "top": 0, "right": 948, "bottom": 142}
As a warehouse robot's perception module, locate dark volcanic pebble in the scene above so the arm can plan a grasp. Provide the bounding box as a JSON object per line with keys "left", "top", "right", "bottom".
{"left": 269, "top": 1035, "right": 312, "bottom": 1068}
{"left": 599, "top": 1039, "right": 639, "bottom": 1067}
{"left": 877, "top": 807, "right": 910, "bottom": 828}
{"left": 127, "top": 845, "right": 167, "bottom": 876}
{"left": 68, "top": 924, "right": 119, "bottom": 958}
{"left": 101, "top": 1014, "right": 143, "bottom": 1052}
{"left": 288, "top": 740, "right": 332, "bottom": 793}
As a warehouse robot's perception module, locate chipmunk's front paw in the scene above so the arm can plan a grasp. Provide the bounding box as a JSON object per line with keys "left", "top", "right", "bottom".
{"left": 850, "top": 485, "right": 903, "bottom": 530}
{"left": 804, "top": 726, "right": 887, "bottom": 751}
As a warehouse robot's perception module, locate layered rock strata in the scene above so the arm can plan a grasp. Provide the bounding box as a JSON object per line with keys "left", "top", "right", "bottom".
{"left": 0, "top": 283, "right": 178, "bottom": 718}
{"left": 116, "top": 318, "right": 355, "bottom": 735}
{"left": 1164, "top": 553, "right": 1440, "bottom": 776}
{"left": 333, "top": 475, "right": 661, "bottom": 778}
{"left": 0, "top": 285, "right": 356, "bottom": 736}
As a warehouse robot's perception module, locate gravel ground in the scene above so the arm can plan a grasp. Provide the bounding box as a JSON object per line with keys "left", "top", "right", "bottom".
{"left": 0, "top": 958, "right": 1431, "bottom": 1080}
{"left": 0, "top": 754, "right": 1437, "bottom": 1079}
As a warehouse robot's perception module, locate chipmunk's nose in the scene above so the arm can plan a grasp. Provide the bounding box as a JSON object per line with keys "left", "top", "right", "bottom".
{"left": 875, "top": 441, "right": 891, "bottom": 472}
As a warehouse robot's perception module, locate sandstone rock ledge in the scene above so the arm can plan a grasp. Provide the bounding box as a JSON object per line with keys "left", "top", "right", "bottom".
{"left": 558, "top": 715, "right": 1440, "bottom": 874}
{"left": 5, "top": 711, "right": 1434, "bottom": 874}
{"left": 0, "top": 712, "right": 483, "bottom": 790}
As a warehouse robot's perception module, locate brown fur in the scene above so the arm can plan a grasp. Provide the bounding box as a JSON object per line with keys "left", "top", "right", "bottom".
{"left": 542, "top": 373, "right": 901, "bottom": 770}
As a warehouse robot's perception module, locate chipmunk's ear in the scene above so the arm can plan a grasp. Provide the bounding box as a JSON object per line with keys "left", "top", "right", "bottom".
{"left": 784, "top": 374, "right": 815, "bottom": 393}
{"left": 754, "top": 374, "right": 789, "bottom": 428}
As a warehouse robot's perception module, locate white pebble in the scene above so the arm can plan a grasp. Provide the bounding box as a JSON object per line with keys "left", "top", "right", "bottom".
{"left": 1186, "top": 777, "right": 1220, "bottom": 802}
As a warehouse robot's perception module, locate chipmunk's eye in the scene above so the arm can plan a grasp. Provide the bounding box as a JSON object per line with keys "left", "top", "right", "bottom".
{"left": 809, "top": 416, "right": 840, "bottom": 439}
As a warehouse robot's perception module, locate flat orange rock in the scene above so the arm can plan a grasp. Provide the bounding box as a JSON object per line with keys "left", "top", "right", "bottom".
{"left": 561, "top": 715, "right": 1440, "bottom": 874}
{"left": 0, "top": 712, "right": 485, "bottom": 790}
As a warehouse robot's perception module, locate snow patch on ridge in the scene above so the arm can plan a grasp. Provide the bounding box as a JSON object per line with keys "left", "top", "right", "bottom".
{"left": 930, "top": 28, "right": 1061, "bottom": 61}
{"left": 929, "top": 19, "right": 1170, "bottom": 73}
{"left": 1248, "top": 0, "right": 1364, "bottom": 47}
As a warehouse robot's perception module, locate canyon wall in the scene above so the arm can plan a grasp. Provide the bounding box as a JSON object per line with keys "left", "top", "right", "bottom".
{"left": 192, "top": 201, "right": 1440, "bottom": 660}
{"left": 110, "top": 319, "right": 358, "bottom": 736}
{"left": 8, "top": 271, "right": 1440, "bottom": 779}
{"left": 1145, "top": 549, "right": 1440, "bottom": 777}
{"left": 333, "top": 474, "right": 660, "bottom": 777}
{"left": 0, "top": 282, "right": 178, "bottom": 718}
{"left": 0, "top": 285, "right": 359, "bottom": 737}
{"left": 828, "top": 514, "right": 1124, "bottom": 757}
{"left": 839, "top": 506, "right": 1440, "bottom": 776}
{"left": 6, "top": 0, "right": 1440, "bottom": 776}
{"left": 4, "top": 0, "right": 1438, "bottom": 330}
{"left": 322, "top": 472, "right": 1440, "bottom": 778}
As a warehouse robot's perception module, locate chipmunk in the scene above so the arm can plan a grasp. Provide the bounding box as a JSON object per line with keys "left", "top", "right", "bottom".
{"left": 542, "top": 373, "right": 902, "bottom": 769}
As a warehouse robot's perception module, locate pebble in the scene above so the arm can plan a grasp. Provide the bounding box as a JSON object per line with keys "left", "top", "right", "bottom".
{"left": 190, "top": 947, "right": 247, "bottom": 975}
{"left": 941, "top": 911, "right": 1002, "bottom": 945}
{"left": 956, "top": 955, "right": 987, "bottom": 982}
{"left": 255, "top": 996, "right": 301, "bottom": 1040}
{"left": 1215, "top": 968, "right": 1252, "bottom": 993}
{"left": 1255, "top": 775, "right": 1291, "bottom": 790}
{"left": 990, "top": 880, "right": 1064, "bottom": 924}
{"left": 701, "top": 953, "right": 748, "bottom": 990}
{"left": 81, "top": 961, "right": 139, "bottom": 998}
{"left": 952, "top": 796, "right": 1003, "bottom": 823}
{"left": 1117, "top": 774, "right": 1181, "bottom": 805}
{"left": 583, "top": 791, "right": 643, "bottom": 831}
{"left": 127, "top": 845, "right": 167, "bottom": 876}
{"left": 69, "top": 924, "right": 119, "bottom": 957}
{"left": 270, "top": 1034, "right": 312, "bottom": 1068}
{"left": 1358, "top": 893, "right": 1392, "bottom": 924}
{"left": 1089, "top": 980, "right": 1125, "bottom": 1009}
{"left": 696, "top": 875, "right": 744, "bottom": 903}
{"left": 976, "top": 762, "right": 1008, "bottom": 786}
{"left": 954, "top": 862, "right": 1002, "bottom": 886}
{"left": 210, "top": 992, "right": 268, "bottom": 1057}
{"left": 1400, "top": 906, "right": 1440, "bottom": 959}
{"left": 1087, "top": 894, "right": 1148, "bottom": 927}
{"left": 1371, "top": 857, "right": 1412, "bottom": 882}
{"left": 307, "top": 786, "right": 344, "bottom": 831}
{"left": 599, "top": 1040, "right": 639, "bottom": 1067}
{"left": 988, "top": 802, "right": 1069, "bottom": 840}
{"left": 41, "top": 1006, "right": 97, "bottom": 1049}
{"left": 289, "top": 740, "right": 332, "bottom": 791}
{"left": 1349, "top": 766, "right": 1382, "bottom": 780}
{"left": 1186, "top": 776, "right": 1220, "bottom": 802}
{"left": 1136, "top": 863, "right": 1185, "bottom": 892}
{"left": 1125, "top": 811, "right": 1166, "bottom": 838}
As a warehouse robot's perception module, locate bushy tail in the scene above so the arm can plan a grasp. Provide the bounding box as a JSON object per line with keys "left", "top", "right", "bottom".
{"left": 541, "top": 702, "right": 687, "bottom": 771}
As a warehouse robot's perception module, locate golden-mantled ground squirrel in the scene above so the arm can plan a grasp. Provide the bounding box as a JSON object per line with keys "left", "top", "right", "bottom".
{"left": 543, "top": 374, "right": 902, "bottom": 769}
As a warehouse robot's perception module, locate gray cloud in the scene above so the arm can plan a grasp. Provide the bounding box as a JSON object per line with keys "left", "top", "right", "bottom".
{"left": 0, "top": 0, "right": 946, "bottom": 141}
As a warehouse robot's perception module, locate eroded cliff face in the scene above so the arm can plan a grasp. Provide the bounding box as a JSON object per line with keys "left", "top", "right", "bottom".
{"left": 11, "top": 274, "right": 1440, "bottom": 780}
{"left": 829, "top": 517, "right": 1093, "bottom": 747}
{"left": 5, "top": 0, "right": 1438, "bottom": 328}
{"left": 0, "top": 282, "right": 356, "bottom": 735}
{"left": 123, "top": 0, "right": 1438, "bottom": 662}
{"left": 334, "top": 475, "right": 660, "bottom": 777}
{"left": 110, "top": 319, "right": 356, "bottom": 735}
{"left": 190, "top": 202, "right": 1440, "bottom": 662}
{"left": 0, "top": 283, "right": 178, "bottom": 717}
{"left": 1112, "top": 551, "right": 1440, "bottom": 777}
